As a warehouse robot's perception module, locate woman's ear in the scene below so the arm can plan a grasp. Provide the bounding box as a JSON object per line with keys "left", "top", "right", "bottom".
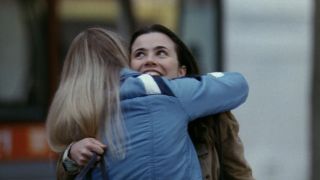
{"left": 178, "top": 65, "right": 187, "bottom": 77}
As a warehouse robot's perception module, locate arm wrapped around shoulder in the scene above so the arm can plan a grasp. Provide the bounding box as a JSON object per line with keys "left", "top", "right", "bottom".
{"left": 167, "top": 72, "right": 249, "bottom": 120}
{"left": 207, "top": 72, "right": 249, "bottom": 108}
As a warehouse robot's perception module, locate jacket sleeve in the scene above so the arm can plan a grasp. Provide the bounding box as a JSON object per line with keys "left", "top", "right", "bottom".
{"left": 164, "top": 72, "right": 249, "bottom": 121}
{"left": 56, "top": 152, "right": 77, "bottom": 180}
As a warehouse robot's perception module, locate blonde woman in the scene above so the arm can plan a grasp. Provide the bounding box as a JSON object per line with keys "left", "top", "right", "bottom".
{"left": 46, "top": 27, "right": 249, "bottom": 179}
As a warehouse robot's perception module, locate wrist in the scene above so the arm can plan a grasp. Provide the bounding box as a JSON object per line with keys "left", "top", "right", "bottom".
{"left": 62, "top": 142, "right": 80, "bottom": 174}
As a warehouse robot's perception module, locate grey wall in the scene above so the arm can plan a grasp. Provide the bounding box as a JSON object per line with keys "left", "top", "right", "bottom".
{"left": 224, "top": 0, "right": 312, "bottom": 179}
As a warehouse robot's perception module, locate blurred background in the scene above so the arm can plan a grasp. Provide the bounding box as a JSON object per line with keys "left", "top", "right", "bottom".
{"left": 0, "top": 0, "right": 319, "bottom": 179}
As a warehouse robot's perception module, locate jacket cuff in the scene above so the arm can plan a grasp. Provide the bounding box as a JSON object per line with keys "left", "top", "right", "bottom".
{"left": 62, "top": 143, "right": 80, "bottom": 174}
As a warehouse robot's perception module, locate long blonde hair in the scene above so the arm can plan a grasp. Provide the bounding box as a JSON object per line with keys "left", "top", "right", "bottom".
{"left": 46, "top": 27, "right": 128, "bottom": 159}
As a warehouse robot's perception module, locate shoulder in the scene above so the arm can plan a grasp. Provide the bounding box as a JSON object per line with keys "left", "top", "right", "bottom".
{"left": 137, "top": 74, "right": 175, "bottom": 96}
{"left": 120, "top": 73, "right": 175, "bottom": 100}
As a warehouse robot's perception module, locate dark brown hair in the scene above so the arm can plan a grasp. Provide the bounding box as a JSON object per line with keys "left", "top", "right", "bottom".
{"left": 129, "top": 24, "right": 213, "bottom": 145}
{"left": 129, "top": 24, "right": 200, "bottom": 76}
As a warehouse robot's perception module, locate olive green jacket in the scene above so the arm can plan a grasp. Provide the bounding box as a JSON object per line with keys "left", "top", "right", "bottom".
{"left": 194, "top": 112, "right": 254, "bottom": 180}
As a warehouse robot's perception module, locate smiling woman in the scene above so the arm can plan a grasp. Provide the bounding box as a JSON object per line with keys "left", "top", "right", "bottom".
{"left": 48, "top": 26, "right": 249, "bottom": 179}
{"left": 59, "top": 24, "right": 254, "bottom": 180}
{"left": 130, "top": 32, "right": 186, "bottom": 78}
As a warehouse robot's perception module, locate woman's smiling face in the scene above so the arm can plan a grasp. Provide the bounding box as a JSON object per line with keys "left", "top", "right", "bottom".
{"left": 130, "top": 32, "right": 186, "bottom": 79}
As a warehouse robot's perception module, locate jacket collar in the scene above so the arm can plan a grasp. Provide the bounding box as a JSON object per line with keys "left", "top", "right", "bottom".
{"left": 120, "top": 68, "right": 140, "bottom": 82}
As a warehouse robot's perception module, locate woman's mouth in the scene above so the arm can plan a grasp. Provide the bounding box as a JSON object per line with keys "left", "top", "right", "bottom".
{"left": 143, "top": 70, "right": 162, "bottom": 76}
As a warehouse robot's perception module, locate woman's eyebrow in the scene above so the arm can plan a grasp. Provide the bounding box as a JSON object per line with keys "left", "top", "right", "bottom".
{"left": 132, "top": 46, "right": 167, "bottom": 53}
{"left": 132, "top": 47, "right": 146, "bottom": 52}
{"left": 154, "top": 46, "right": 168, "bottom": 50}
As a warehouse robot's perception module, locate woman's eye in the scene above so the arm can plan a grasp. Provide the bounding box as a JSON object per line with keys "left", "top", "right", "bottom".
{"left": 157, "top": 50, "right": 167, "bottom": 57}
{"left": 134, "top": 52, "right": 145, "bottom": 59}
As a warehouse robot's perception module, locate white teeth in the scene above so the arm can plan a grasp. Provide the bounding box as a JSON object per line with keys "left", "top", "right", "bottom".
{"left": 145, "top": 71, "right": 160, "bottom": 76}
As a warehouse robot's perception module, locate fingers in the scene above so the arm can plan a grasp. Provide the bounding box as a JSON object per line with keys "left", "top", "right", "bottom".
{"left": 77, "top": 149, "right": 94, "bottom": 166}
{"left": 88, "top": 138, "right": 107, "bottom": 155}
{"left": 69, "top": 138, "right": 107, "bottom": 166}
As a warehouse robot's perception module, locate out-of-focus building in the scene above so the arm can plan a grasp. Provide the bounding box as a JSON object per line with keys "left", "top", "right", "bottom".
{"left": 0, "top": 0, "right": 316, "bottom": 179}
{"left": 0, "top": 0, "right": 222, "bottom": 179}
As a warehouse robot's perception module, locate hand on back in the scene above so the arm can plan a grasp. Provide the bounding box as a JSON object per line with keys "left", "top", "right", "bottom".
{"left": 70, "top": 138, "right": 106, "bottom": 166}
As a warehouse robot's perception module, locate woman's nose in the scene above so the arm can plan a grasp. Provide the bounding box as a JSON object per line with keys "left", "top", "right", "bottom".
{"left": 144, "top": 60, "right": 157, "bottom": 67}
{"left": 144, "top": 56, "right": 157, "bottom": 67}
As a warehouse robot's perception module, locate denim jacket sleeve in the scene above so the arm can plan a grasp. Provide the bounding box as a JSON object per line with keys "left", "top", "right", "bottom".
{"left": 164, "top": 72, "right": 249, "bottom": 121}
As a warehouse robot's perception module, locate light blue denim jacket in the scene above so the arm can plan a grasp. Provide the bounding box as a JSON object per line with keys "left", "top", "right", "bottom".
{"left": 93, "top": 68, "right": 249, "bottom": 180}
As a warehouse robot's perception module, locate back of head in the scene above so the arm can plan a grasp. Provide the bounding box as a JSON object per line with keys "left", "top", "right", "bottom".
{"left": 46, "top": 27, "right": 128, "bottom": 158}
{"left": 129, "top": 24, "right": 200, "bottom": 75}
{"left": 61, "top": 27, "right": 128, "bottom": 79}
